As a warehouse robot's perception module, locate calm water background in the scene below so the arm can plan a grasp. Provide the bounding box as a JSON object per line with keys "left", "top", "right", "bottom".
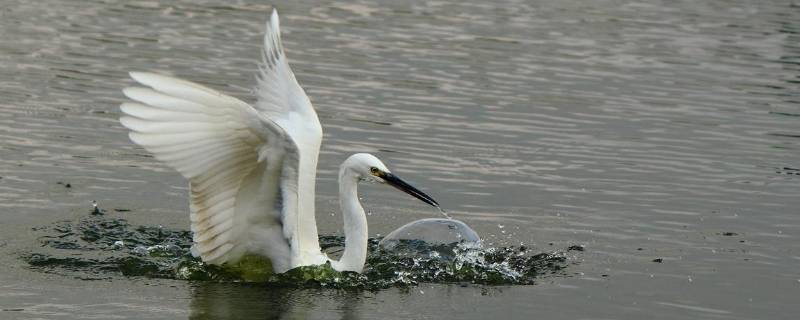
{"left": 1, "top": 0, "right": 799, "bottom": 319}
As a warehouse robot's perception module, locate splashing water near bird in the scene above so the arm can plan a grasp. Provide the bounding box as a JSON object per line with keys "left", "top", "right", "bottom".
{"left": 25, "top": 214, "right": 570, "bottom": 286}
{"left": 118, "top": 9, "right": 467, "bottom": 274}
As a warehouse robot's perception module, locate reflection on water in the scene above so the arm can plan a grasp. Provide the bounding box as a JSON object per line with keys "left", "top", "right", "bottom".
{"left": 1, "top": 0, "right": 799, "bottom": 319}
{"left": 190, "top": 284, "right": 295, "bottom": 320}
{"left": 189, "top": 284, "right": 362, "bottom": 320}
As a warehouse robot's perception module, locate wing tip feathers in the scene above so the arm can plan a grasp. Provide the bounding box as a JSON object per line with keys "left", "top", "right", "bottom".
{"left": 129, "top": 71, "right": 152, "bottom": 84}
{"left": 266, "top": 8, "right": 282, "bottom": 50}
{"left": 269, "top": 9, "right": 279, "bottom": 32}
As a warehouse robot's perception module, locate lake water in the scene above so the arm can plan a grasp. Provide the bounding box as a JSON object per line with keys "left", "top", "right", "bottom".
{"left": 1, "top": 0, "right": 798, "bottom": 319}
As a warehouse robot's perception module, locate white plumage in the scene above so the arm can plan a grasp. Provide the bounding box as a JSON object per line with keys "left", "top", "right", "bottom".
{"left": 120, "top": 10, "right": 440, "bottom": 273}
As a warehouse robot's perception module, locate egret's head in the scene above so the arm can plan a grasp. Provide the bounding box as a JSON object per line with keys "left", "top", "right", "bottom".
{"left": 344, "top": 153, "right": 390, "bottom": 181}
{"left": 343, "top": 153, "right": 439, "bottom": 208}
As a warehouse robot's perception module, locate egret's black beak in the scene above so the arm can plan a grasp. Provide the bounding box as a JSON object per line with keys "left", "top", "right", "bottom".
{"left": 381, "top": 172, "right": 440, "bottom": 208}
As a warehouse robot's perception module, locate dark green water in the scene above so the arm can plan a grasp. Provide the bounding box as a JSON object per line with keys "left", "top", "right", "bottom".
{"left": 1, "top": 0, "right": 798, "bottom": 319}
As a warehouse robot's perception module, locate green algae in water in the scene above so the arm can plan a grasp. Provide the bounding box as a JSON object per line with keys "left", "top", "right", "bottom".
{"left": 24, "top": 215, "right": 574, "bottom": 288}
{"left": 176, "top": 255, "right": 275, "bottom": 282}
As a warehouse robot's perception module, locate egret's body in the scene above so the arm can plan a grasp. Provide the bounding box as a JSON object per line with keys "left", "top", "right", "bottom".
{"left": 119, "top": 10, "right": 439, "bottom": 273}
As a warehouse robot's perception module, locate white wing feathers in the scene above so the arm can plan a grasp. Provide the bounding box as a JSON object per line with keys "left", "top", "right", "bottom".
{"left": 256, "top": 10, "right": 325, "bottom": 267}
{"left": 120, "top": 71, "right": 296, "bottom": 269}
{"left": 256, "top": 10, "right": 315, "bottom": 119}
{"left": 119, "top": 10, "right": 323, "bottom": 272}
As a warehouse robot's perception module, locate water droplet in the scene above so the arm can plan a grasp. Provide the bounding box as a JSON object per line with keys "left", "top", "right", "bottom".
{"left": 132, "top": 246, "right": 149, "bottom": 255}
{"left": 437, "top": 207, "right": 451, "bottom": 219}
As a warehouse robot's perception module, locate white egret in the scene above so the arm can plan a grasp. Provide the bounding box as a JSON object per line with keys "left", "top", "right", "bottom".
{"left": 119, "top": 10, "right": 440, "bottom": 273}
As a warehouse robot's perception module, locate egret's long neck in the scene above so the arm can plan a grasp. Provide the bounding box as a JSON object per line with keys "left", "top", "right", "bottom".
{"left": 333, "top": 168, "right": 368, "bottom": 272}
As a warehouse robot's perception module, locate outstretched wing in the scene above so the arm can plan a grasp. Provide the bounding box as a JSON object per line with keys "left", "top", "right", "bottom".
{"left": 256, "top": 10, "right": 317, "bottom": 121}
{"left": 119, "top": 10, "right": 324, "bottom": 272}
{"left": 256, "top": 9, "right": 324, "bottom": 267}
{"left": 120, "top": 72, "right": 300, "bottom": 270}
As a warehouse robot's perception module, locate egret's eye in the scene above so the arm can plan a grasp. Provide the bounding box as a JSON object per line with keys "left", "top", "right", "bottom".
{"left": 370, "top": 167, "right": 380, "bottom": 175}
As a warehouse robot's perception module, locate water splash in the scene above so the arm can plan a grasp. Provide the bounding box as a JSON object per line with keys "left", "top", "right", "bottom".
{"left": 23, "top": 216, "right": 576, "bottom": 288}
